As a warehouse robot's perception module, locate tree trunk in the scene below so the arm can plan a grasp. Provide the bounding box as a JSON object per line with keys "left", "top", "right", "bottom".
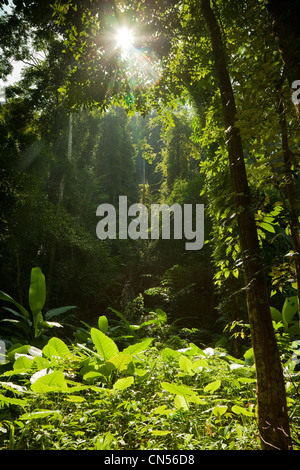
{"left": 201, "top": 0, "right": 292, "bottom": 450}
{"left": 46, "top": 113, "right": 73, "bottom": 308}
{"left": 265, "top": 0, "right": 300, "bottom": 126}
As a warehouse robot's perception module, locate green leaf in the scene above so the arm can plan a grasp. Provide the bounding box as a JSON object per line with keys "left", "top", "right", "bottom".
{"left": 95, "top": 432, "right": 114, "bottom": 450}
{"left": 174, "top": 394, "right": 189, "bottom": 410}
{"left": 91, "top": 328, "right": 119, "bottom": 360}
{"left": 203, "top": 379, "right": 221, "bottom": 394}
{"left": 161, "top": 381, "right": 196, "bottom": 397}
{"left": 0, "top": 394, "right": 27, "bottom": 407}
{"left": 232, "top": 405, "right": 255, "bottom": 417}
{"left": 212, "top": 405, "right": 228, "bottom": 417}
{"left": 45, "top": 306, "right": 76, "bottom": 321}
{"left": 107, "top": 352, "right": 133, "bottom": 372}
{"left": 192, "top": 358, "right": 209, "bottom": 372}
{"left": 282, "top": 296, "right": 298, "bottom": 327}
{"left": 0, "top": 290, "right": 29, "bottom": 319}
{"left": 179, "top": 355, "right": 194, "bottom": 375}
{"left": 113, "top": 376, "right": 134, "bottom": 391}
{"left": 98, "top": 315, "right": 109, "bottom": 333}
{"left": 39, "top": 320, "right": 63, "bottom": 330}
{"left": 108, "top": 308, "right": 130, "bottom": 326}
{"left": 270, "top": 306, "right": 282, "bottom": 323}
{"left": 19, "top": 410, "right": 61, "bottom": 421}
{"left": 244, "top": 348, "right": 254, "bottom": 366}
{"left": 160, "top": 348, "right": 181, "bottom": 361}
{"left": 2, "top": 307, "right": 31, "bottom": 324}
{"left": 123, "top": 338, "right": 153, "bottom": 356}
{"left": 29, "top": 267, "right": 46, "bottom": 317}
{"left": 260, "top": 222, "right": 275, "bottom": 233}
{"left": 32, "top": 356, "right": 50, "bottom": 370}
{"left": 30, "top": 370, "right": 67, "bottom": 393}
{"left": 155, "top": 308, "right": 167, "bottom": 324}
{"left": 83, "top": 370, "right": 106, "bottom": 382}
{"left": 42, "top": 337, "right": 71, "bottom": 358}
{"left": 65, "top": 395, "right": 86, "bottom": 403}
{"left": 152, "top": 405, "right": 172, "bottom": 416}
{"left": 13, "top": 356, "right": 33, "bottom": 371}
{"left": 287, "top": 322, "right": 300, "bottom": 340}
{"left": 151, "top": 430, "right": 172, "bottom": 436}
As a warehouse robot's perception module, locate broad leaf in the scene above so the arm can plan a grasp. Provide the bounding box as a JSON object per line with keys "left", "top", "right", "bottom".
{"left": 203, "top": 379, "right": 221, "bottom": 394}
{"left": 113, "top": 376, "right": 134, "bottom": 391}
{"left": 107, "top": 352, "right": 133, "bottom": 372}
{"left": 95, "top": 432, "right": 114, "bottom": 450}
{"left": 0, "top": 290, "right": 29, "bottom": 319}
{"left": 244, "top": 348, "right": 254, "bottom": 366}
{"left": 0, "top": 394, "right": 27, "bottom": 407}
{"left": 30, "top": 370, "right": 67, "bottom": 393}
{"left": 174, "top": 394, "right": 189, "bottom": 410}
{"left": 282, "top": 296, "right": 298, "bottom": 327}
{"left": 270, "top": 306, "right": 282, "bottom": 323}
{"left": 155, "top": 308, "right": 167, "bottom": 325}
{"left": 29, "top": 267, "right": 46, "bottom": 317}
{"left": 232, "top": 404, "right": 255, "bottom": 417}
{"left": 160, "top": 348, "right": 181, "bottom": 361}
{"left": 212, "top": 405, "right": 228, "bottom": 417}
{"left": 123, "top": 338, "right": 153, "bottom": 356}
{"left": 260, "top": 222, "right": 275, "bottom": 233}
{"left": 13, "top": 355, "right": 33, "bottom": 372}
{"left": 91, "top": 328, "right": 119, "bottom": 360}
{"left": 42, "top": 337, "right": 71, "bottom": 359}
{"left": 161, "top": 381, "right": 196, "bottom": 397}
{"left": 98, "top": 315, "right": 109, "bottom": 333}
{"left": 179, "top": 355, "right": 194, "bottom": 375}
{"left": 2, "top": 307, "right": 31, "bottom": 324}
{"left": 108, "top": 308, "right": 130, "bottom": 326}
{"left": 45, "top": 306, "right": 76, "bottom": 321}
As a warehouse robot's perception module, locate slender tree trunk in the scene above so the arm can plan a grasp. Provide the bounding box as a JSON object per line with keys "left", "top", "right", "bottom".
{"left": 46, "top": 113, "right": 73, "bottom": 308}
{"left": 265, "top": 0, "right": 300, "bottom": 126}
{"left": 201, "top": 0, "right": 292, "bottom": 450}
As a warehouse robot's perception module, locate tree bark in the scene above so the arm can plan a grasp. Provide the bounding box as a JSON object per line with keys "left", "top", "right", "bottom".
{"left": 265, "top": 0, "right": 300, "bottom": 126}
{"left": 201, "top": 0, "right": 292, "bottom": 450}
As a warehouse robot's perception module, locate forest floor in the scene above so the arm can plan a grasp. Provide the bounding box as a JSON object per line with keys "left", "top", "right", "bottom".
{"left": 1, "top": 312, "right": 299, "bottom": 451}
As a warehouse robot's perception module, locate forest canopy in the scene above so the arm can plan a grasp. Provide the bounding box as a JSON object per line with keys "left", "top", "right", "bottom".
{"left": 0, "top": 0, "right": 300, "bottom": 451}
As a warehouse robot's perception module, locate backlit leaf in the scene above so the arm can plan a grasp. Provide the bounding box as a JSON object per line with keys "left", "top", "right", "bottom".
{"left": 203, "top": 379, "right": 221, "bottom": 394}
{"left": 42, "top": 337, "right": 71, "bottom": 358}
{"left": 91, "top": 328, "right": 119, "bottom": 360}
{"left": 113, "top": 376, "right": 134, "bottom": 391}
{"left": 161, "top": 381, "right": 196, "bottom": 397}
{"left": 28, "top": 267, "right": 46, "bottom": 317}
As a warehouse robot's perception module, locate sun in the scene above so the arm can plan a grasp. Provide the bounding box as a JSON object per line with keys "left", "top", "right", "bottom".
{"left": 115, "top": 26, "right": 135, "bottom": 53}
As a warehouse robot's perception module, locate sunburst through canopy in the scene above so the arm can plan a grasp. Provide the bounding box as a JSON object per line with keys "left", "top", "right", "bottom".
{"left": 115, "top": 26, "right": 135, "bottom": 53}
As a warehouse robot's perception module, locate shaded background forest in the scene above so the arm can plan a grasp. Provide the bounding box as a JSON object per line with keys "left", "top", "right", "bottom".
{"left": 0, "top": 96, "right": 216, "bottom": 340}
{"left": 0, "top": 0, "right": 299, "bottom": 356}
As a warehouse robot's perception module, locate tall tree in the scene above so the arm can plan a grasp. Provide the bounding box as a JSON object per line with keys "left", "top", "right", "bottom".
{"left": 95, "top": 107, "right": 138, "bottom": 205}
{"left": 200, "top": 0, "right": 292, "bottom": 449}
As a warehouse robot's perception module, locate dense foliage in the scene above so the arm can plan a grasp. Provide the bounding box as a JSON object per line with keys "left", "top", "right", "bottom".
{"left": 0, "top": 296, "right": 299, "bottom": 450}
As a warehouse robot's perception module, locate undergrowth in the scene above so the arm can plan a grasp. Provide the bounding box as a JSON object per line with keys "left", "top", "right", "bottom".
{"left": 0, "top": 309, "right": 300, "bottom": 450}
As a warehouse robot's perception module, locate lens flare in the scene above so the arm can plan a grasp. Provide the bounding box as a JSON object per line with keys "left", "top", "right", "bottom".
{"left": 115, "top": 26, "right": 135, "bottom": 53}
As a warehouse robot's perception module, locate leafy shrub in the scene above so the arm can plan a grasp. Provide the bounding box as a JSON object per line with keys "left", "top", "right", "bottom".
{"left": 0, "top": 267, "right": 76, "bottom": 344}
